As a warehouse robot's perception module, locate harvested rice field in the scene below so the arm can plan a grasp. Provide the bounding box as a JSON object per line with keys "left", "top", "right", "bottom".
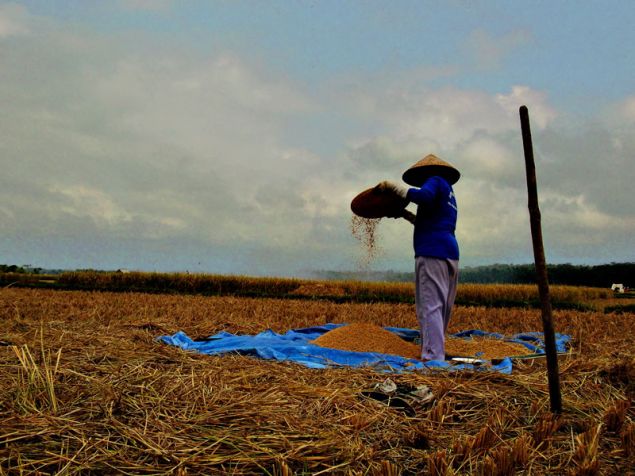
{"left": 1, "top": 287, "right": 634, "bottom": 475}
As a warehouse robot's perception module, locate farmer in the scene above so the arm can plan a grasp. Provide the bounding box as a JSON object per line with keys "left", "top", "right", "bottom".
{"left": 378, "top": 154, "right": 460, "bottom": 361}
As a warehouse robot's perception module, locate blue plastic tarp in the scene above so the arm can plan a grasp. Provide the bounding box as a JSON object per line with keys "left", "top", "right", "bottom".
{"left": 159, "top": 324, "right": 573, "bottom": 374}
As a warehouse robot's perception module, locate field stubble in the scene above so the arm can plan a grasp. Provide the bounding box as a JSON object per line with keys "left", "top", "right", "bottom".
{"left": 0, "top": 288, "right": 633, "bottom": 475}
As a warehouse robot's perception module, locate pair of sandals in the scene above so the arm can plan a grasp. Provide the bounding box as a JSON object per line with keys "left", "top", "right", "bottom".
{"left": 360, "top": 378, "right": 435, "bottom": 417}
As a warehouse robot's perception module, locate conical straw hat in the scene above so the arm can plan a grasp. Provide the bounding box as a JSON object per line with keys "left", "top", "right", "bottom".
{"left": 402, "top": 154, "right": 460, "bottom": 186}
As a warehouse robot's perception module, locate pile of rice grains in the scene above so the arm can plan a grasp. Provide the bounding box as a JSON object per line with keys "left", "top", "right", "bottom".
{"left": 311, "top": 323, "right": 531, "bottom": 360}
{"left": 313, "top": 323, "right": 421, "bottom": 359}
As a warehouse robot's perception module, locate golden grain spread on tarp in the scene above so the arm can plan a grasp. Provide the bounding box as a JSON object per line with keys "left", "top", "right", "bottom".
{"left": 446, "top": 336, "right": 532, "bottom": 359}
{"left": 311, "top": 323, "right": 532, "bottom": 360}
{"left": 312, "top": 323, "right": 421, "bottom": 359}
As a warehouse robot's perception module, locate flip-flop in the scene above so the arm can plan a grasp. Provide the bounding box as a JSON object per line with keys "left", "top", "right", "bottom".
{"left": 407, "top": 384, "right": 435, "bottom": 405}
{"left": 360, "top": 391, "right": 416, "bottom": 417}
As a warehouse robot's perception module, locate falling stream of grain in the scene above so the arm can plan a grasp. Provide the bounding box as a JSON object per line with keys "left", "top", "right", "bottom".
{"left": 350, "top": 215, "right": 382, "bottom": 268}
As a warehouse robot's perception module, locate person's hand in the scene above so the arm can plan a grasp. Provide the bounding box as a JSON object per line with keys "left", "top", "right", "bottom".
{"left": 376, "top": 180, "right": 408, "bottom": 199}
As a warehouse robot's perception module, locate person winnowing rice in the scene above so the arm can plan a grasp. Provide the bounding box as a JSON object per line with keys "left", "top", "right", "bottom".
{"left": 377, "top": 154, "right": 460, "bottom": 362}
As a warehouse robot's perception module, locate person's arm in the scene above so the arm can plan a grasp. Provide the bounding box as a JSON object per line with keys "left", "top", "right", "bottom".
{"left": 400, "top": 209, "right": 416, "bottom": 224}
{"left": 374, "top": 181, "right": 414, "bottom": 222}
{"left": 406, "top": 177, "right": 440, "bottom": 205}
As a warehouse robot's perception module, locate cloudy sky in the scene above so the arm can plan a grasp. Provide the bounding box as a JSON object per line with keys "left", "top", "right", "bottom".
{"left": 1, "top": 1, "right": 634, "bottom": 276}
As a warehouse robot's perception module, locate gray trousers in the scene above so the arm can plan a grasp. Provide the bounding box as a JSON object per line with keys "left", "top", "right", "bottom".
{"left": 415, "top": 256, "right": 459, "bottom": 361}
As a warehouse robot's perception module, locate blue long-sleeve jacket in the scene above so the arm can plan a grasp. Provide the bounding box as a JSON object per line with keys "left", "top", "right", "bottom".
{"left": 406, "top": 176, "right": 459, "bottom": 260}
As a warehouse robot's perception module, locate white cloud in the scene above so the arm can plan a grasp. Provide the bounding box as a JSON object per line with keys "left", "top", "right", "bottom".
{"left": 339, "top": 81, "right": 556, "bottom": 158}
{"left": 496, "top": 86, "right": 557, "bottom": 129}
{"left": 393, "top": 88, "right": 506, "bottom": 145}
{"left": 465, "top": 28, "right": 532, "bottom": 70}
{"left": 0, "top": 18, "right": 335, "bottom": 268}
{"left": 339, "top": 76, "right": 635, "bottom": 266}
{"left": 460, "top": 137, "right": 517, "bottom": 180}
{"left": 609, "top": 95, "right": 635, "bottom": 124}
{"left": 454, "top": 178, "right": 531, "bottom": 261}
{"left": 1, "top": 6, "right": 633, "bottom": 273}
{"left": 50, "top": 185, "right": 133, "bottom": 227}
{"left": 88, "top": 53, "right": 315, "bottom": 181}
{"left": 0, "top": 3, "right": 30, "bottom": 37}
{"left": 622, "top": 96, "right": 635, "bottom": 121}
{"left": 118, "top": 0, "right": 174, "bottom": 12}
{"left": 0, "top": 204, "right": 15, "bottom": 221}
{"left": 542, "top": 191, "right": 635, "bottom": 237}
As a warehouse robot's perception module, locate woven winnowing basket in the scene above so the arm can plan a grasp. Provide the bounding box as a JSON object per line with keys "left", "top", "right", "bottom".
{"left": 351, "top": 186, "right": 409, "bottom": 219}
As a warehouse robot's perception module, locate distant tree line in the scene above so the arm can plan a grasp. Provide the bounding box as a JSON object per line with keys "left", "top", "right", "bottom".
{"left": 460, "top": 263, "right": 633, "bottom": 287}
{"left": 0, "top": 264, "right": 41, "bottom": 274}
{"left": 2, "top": 262, "right": 632, "bottom": 287}
{"left": 315, "top": 262, "right": 634, "bottom": 287}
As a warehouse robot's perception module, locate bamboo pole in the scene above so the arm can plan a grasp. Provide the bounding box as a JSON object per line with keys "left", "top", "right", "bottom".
{"left": 519, "top": 105, "right": 562, "bottom": 414}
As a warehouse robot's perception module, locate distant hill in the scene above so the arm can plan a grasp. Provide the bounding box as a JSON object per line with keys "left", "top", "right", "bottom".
{"left": 314, "top": 262, "right": 634, "bottom": 287}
